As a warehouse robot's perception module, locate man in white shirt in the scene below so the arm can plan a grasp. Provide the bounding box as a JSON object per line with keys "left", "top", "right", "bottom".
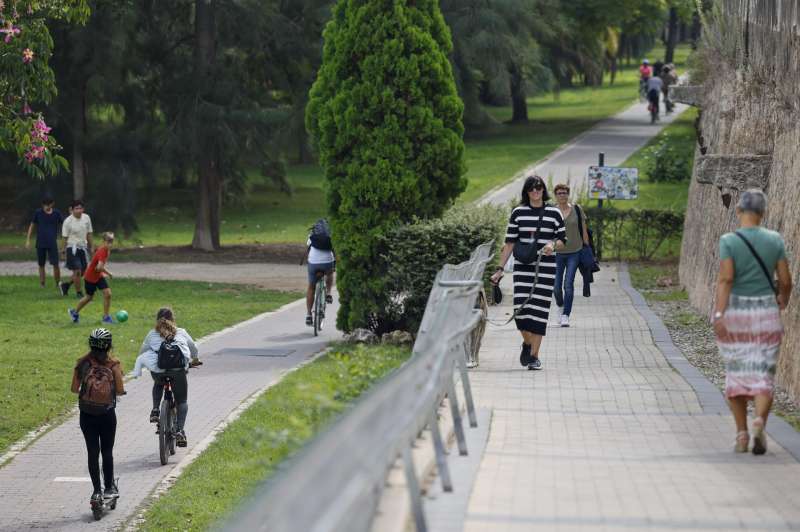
{"left": 60, "top": 200, "right": 94, "bottom": 297}
{"left": 304, "top": 219, "right": 335, "bottom": 326}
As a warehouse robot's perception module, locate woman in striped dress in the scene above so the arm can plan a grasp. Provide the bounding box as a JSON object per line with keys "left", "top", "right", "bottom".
{"left": 713, "top": 189, "right": 792, "bottom": 455}
{"left": 491, "top": 176, "right": 566, "bottom": 370}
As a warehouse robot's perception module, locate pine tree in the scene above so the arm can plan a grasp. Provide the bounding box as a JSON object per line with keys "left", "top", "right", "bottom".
{"left": 307, "top": 0, "right": 467, "bottom": 332}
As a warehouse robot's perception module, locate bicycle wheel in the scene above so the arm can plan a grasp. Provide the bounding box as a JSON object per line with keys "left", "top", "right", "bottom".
{"left": 158, "top": 400, "right": 170, "bottom": 465}
{"left": 168, "top": 406, "right": 176, "bottom": 455}
{"left": 313, "top": 278, "right": 324, "bottom": 336}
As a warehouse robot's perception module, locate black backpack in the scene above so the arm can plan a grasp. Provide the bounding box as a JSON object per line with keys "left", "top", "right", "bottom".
{"left": 309, "top": 219, "right": 332, "bottom": 251}
{"left": 157, "top": 340, "right": 184, "bottom": 370}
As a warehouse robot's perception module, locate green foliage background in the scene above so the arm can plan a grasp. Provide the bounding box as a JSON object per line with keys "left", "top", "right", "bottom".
{"left": 307, "top": 0, "right": 466, "bottom": 332}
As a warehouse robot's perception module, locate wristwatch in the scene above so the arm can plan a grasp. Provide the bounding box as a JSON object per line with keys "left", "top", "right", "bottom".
{"left": 712, "top": 311, "right": 724, "bottom": 322}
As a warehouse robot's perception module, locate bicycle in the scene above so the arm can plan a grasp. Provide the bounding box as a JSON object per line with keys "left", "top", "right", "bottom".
{"left": 156, "top": 361, "right": 201, "bottom": 465}
{"left": 312, "top": 271, "right": 326, "bottom": 336}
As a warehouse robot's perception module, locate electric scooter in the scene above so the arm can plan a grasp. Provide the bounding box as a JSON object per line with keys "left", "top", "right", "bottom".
{"left": 90, "top": 478, "right": 119, "bottom": 521}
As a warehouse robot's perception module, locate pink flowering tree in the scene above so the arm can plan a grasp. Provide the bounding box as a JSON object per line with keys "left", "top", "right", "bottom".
{"left": 0, "top": 0, "right": 89, "bottom": 178}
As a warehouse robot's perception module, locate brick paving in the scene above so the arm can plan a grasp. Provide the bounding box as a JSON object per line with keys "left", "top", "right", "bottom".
{"left": 435, "top": 264, "right": 800, "bottom": 531}
{"left": 0, "top": 297, "right": 338, "bottom": 531}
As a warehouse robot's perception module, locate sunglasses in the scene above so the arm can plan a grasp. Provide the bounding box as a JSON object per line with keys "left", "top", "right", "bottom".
{"left": 555, "top": 191, "right": 569, "bottom": 195}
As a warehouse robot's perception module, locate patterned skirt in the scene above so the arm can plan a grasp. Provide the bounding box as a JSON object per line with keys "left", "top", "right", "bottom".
{"left": 513, "top": 254, "right": 556, "bottom": 335}
{"left": 716, "top": 294, "right": 783, "bottom": 399}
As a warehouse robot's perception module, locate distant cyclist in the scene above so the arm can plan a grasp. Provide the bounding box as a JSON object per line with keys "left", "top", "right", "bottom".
{"left": 639, "top": 59, "right": 653, "bottom": 99}
{"left": 133, "top": 307, "right": 199, "bottom": 447}
{"left": 303, "top": 218, "right": 335, "bottom": 326}
{"left": 71, "top": 328, "right": 125, "bottom": 505}
{"left": 646, "top": 75, "right": 663, "bottom": 122}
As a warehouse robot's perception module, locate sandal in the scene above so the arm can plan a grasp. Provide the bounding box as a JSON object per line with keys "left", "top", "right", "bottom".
{"left": 752, "top": 417, "right": 767, "bottom": 455}
{"left": 734, "top": 430, "right": 749, "bottom": 453}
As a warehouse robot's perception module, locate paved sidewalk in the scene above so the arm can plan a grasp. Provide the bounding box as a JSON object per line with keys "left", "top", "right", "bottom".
{"left": 435, "top": 265, "right": 800, "bottom": 531}
{"left": 0, "top": 261, "right": 306, "bottom": 291}
{"left": 0, "top": 296, "right": 339, "bottom": 531}
{"left": 480, "top": 100, "right": 687, "bottom": 206}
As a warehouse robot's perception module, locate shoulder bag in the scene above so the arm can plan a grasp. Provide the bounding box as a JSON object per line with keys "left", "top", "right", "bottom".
{"left": 512, "top": 208, "right": 544, "bottom": 264}
{"left": 733, "top": 231, "right": 778, "bottom": 295}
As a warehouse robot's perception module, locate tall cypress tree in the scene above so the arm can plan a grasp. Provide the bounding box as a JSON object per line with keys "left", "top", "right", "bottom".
{"left": 307, "top": 0, "right": 466, "bottom": 333}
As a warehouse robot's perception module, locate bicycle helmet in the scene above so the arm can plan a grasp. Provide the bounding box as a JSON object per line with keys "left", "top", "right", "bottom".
{"left": 643, "top": 59, "right": 650, "bottom": 65}
{"left": 89, "top": 328, "right": 113, "bottom": 351}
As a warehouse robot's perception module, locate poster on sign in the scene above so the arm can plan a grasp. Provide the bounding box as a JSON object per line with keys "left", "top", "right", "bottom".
{"left": 587, "top": 166, "right": 639, "bottom": 200}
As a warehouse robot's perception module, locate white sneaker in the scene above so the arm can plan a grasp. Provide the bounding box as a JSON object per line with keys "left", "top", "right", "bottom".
{"left": 560, "top": 314, "right": 570, "bottom": 327}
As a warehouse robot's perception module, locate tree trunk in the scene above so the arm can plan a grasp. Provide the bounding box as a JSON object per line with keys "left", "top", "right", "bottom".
{"left": 72, "top": 81, "right": 87, "bottom": 201}
{"left": 665, "top": 7, "right": 679, "bottom": 63}
{"left": 191, "top": 0, "right": 220, "bottom": 251}
{"left": 192, "top": 150, "right": 221, "bottom": 251}
{"left": 690, "top": 11, "right": 702, "bottom": 49}
{"left": 508, "top": 63, "right": 528, "bottom": 123}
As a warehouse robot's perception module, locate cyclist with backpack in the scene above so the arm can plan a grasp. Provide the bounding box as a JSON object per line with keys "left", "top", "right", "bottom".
{"left": 71, "top": 328, "right": 125, "bottom": 504}
{"left": 303, "top": 218, "right": 335, "bottom": 327}
{"left": 133, "top": 307, "right": 198, "bottom": 447}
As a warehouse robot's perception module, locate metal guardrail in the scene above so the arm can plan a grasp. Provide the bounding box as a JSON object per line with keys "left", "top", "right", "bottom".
{"left": 222, "top": 243, "right": 494, "bottom": 532}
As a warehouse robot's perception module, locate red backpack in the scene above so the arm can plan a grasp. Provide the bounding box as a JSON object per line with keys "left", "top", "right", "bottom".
{"left": 78, "top": 358, "right": 116, "bottom": 415}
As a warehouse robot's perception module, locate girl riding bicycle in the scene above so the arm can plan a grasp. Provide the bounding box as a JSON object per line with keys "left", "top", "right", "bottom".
{"left": 133, "top": 307, "right": 199, "bottom": 447}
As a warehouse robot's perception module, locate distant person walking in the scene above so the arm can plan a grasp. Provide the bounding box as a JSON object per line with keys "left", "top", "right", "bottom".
{"left": 713, "top": 189, "right": 792, "bottom": 455}
{"left": 553, "top": 184, "right": 590, "bottom": 327}
{"left": 491, "top": 176, "right": 566, "bottom": 370}
{"left": 71, "top": 328, "right": 125, "bottom": 503}
{"left": 61, "top": 200, "right": 94, "bottom": 298}
{"left": 70, "top": 232, "right": 115, "bottom": 324}
{"left": 661, "top": 64, "right": 678, "bottom": 113}
{"left": 25, "top": 196, "right": 63, "bottom": 290}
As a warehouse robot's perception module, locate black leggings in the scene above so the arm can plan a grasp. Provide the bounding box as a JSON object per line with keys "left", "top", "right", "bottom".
{"left": 151, "top": 371, "right": 188, "bottom": 432}
{"left": 79, "top": 410, "right": 117, "bottom": 492}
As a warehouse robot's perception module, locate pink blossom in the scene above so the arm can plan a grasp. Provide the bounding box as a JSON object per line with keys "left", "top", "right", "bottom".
{"left": 22, "top": 48, "right": 34, "bottom": 64}
{"left": 1, "top": 23, "right": 20, "bottom": 44}
{"left": 24, "top": 145, "right": 46, "bottom": 163}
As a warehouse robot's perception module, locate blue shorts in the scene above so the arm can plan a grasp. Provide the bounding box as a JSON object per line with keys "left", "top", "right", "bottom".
{"left": 307, "top": 262, "right": 334, "bottom": 284}
{"left": 36, "top": 245, "right": 59, "bottom": 267}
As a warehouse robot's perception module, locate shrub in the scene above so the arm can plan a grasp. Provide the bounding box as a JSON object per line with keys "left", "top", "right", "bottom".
{"left": 647, "top": 135, "right": 693, "bottom": 183}
{"left": 584, "top": 206, "right": 684, "bottom": 260}
{"left": 380, "top": 204, "right": 506, "bottom": 333}
{"left": 306, "top": 0, "right": 466, "bottom": 333}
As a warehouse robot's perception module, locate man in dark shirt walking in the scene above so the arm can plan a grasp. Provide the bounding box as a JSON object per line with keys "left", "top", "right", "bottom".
{"left": 26, "top": 196, "right": 64, "bottom": 290}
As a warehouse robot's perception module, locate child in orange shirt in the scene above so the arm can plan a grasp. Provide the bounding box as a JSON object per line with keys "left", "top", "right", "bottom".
{"left": 70, "top": 232, "right": 115, "bottom": 324}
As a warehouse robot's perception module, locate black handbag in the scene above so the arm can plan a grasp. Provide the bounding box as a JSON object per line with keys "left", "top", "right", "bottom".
{"left": 512, "top": 210, "right": 544, "bottom": 264}
{"left": 491, "top": 283, "right": 503, "bottom": 305}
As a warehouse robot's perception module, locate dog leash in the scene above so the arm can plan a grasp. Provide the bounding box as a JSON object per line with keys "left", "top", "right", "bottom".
{"left": 487, "top": 247, "right": 545, "bottom": 326}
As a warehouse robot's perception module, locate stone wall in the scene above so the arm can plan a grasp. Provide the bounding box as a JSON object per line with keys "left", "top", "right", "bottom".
{"left": 679, "top": 0, "right": 800, "bottom": 400}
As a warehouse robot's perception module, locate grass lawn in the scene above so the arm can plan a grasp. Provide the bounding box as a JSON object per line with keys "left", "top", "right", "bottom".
{"left": 139, "top": 342, "right": 411, "bottom": 531}
{"left": 0, "top": 45, "right": 693, "bottom": 250}
{"left": 0, "top": 276, "right": 301, "bottom": 455}
{"left": 605, "top": 107, "right": 698, "bottom": 212}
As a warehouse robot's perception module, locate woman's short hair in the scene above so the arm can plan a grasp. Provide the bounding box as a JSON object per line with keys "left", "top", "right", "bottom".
{"left": 553, "top": 183, "right": 570, "bottom": 195}
{"left": 737, "top": 189, "right": 766, "bottom": 215}
{"left": 520, "top": 175, "right": 551, "bottom": 205}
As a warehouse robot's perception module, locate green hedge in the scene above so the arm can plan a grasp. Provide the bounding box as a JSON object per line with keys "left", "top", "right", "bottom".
{"left": 584, "top": 206, "right": 684, "bottom": 260}
{"left": 380, "top": 204, "right": 506, "bottom": 333}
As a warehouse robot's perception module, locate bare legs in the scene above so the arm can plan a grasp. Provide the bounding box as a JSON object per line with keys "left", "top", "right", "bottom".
{"left": 728, "top": 394, "right": 773, "bottom": 432}
{"left": 38, "top": 265, "right": 61, "bottom": 287}
{"left": 305, "top": 284, "right": 314, "bottom": 315}
{"left": 75, "top": 288, "right": 112, "bottom": 317}
{"left": 520, "top": 331, "right": 544, "bottom": 358}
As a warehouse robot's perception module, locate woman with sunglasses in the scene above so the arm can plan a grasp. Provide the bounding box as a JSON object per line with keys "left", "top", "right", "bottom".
{"left": 491, "top": 176, "right": 566, "bottom": 369}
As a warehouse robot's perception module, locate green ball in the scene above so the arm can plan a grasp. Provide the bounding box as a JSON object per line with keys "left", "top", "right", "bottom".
{"left": 115, "top": 310, "right": 129, "bottom": 323}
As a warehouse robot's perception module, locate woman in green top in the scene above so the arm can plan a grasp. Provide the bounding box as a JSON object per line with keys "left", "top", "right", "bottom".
{"left": 553, "top": 184, "right": 590, "bottom": 327}
{"left": 713, "top": 189, "right": 792, "bottom": 455}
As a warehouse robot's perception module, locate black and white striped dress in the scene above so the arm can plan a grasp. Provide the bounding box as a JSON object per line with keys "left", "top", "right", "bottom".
{"left": 505, "top": 204, "right": 566, "bottom": 335}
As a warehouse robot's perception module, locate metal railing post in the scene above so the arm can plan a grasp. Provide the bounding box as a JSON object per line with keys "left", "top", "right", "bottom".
{"left": 455, "top": 342, "right": 478, "bottom": 428}
{"left": 446, "top": 377, "right": 468, "bottom": 456}
{"left": 428, "top": 410, "right": 453, "bottom": 492}
{"left": 403, "top": 446, "right": 428, "bottom": 532}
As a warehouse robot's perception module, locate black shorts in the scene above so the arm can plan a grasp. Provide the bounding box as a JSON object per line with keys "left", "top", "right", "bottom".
{"left": 84, "top": 277, "right": 109, "bottom": 296}
{"left": 36, "top": 246, "right": 59, "bottom": 267}
{"left": 65, "top": 247, "right": 88, "bottom": 272}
